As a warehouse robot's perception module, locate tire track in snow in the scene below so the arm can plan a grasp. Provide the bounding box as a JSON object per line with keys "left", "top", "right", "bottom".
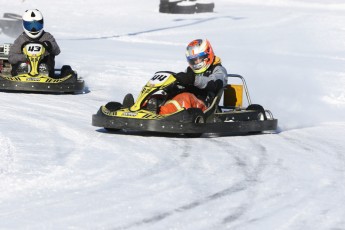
{"left": 215, "top": 138, "right": 269, "bottom": 225}
{"left": 112, "top": 182, "right": 247, "bottom": 230}
{"left": 111, "top": 137, "right": 269, "bottom": 230}
{"left": 60, "top": 16, "right": 245, "bottom": 41}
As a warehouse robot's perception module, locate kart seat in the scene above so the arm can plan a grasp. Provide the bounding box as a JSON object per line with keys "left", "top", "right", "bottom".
{"left": 203, "top": 83, "right": 243, "bottom": 119}
{"left": 223, "top": 84, "right": 243, "bottom": 107}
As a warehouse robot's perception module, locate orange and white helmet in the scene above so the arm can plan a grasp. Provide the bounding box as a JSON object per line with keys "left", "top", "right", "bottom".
{"left": 22, "top": 9, "right": 44, "bottom": 39}
{"left": 185, "top": 39, "right": 215, "bottom": 74}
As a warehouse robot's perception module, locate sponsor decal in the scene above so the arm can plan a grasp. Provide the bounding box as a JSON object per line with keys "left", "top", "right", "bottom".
{"left": 123, "top": 112, "right": 138, "bottom": 117}
{"left": 26, "top": 77, "right": 41, "bottom": 81}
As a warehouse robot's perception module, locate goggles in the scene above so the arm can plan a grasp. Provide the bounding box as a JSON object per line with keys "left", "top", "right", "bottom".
{"left": 186, "top": 52, "right": 208, "bottom": 66}
{"left": 23, "top": 20, "right": 43, "bottom": 32}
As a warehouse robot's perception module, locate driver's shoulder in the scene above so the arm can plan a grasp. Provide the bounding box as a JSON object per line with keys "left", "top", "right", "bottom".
{"left": 39, "top": 31, "right": 55, "bottom": 41}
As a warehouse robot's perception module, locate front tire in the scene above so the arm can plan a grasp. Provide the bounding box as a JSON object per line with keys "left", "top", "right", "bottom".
{"left": 105, "top": 102, "right": 123, "bottom": 111}
{"left": 103, "top": 102, "right": 123, "bottom": 132}
{"left": 122, "top": 94, "right": 135, "bottom": 108}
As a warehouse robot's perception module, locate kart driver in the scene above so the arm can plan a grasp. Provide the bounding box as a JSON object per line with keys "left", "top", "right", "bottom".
{"left": 159, "top": 39, "right": 228, "bottom": 115}
{"left": 8, "top": 9, "right": 60, "bottom": 77}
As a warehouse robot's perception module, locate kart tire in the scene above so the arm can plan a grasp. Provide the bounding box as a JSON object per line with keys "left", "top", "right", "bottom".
{"left": 170, "top": 2, "right": 196, "bottom": 14}
{"left": 159, "top": 5, "right": 170, "bottom": 13}
{"left": 105, "top": 102, "right": 123, "bottom": 111}
{"left": 245, "top": 104, "right": 267, "bottom": 135}
{"left": 246, "top": 104, "right": 267, "bottom": 120}
{"left": 185, "top": 108, "right": 204, "bottom": 138}
{"left": 196, "top": 2, "right": 215, "bottom": 13}
{"left": 159, "top": 0, "right": 170, "bottom": 13}
{"left": 60, "top": 65, "right": 73, "bottom": 78}
{"left": 103, "top": 102, "right": 123, "bottom": 132}
{"left": 123, "top": 93, "right": 135, "bottom": 108}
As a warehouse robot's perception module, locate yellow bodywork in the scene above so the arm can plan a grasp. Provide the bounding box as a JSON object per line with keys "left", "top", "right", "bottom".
{"left": 101, "top": 72, "right": 184, "bottom": 120}
{"left": 22, "top": 43, "right": 46, "bottom": 76}
{"left": 130, "top": 75, "right": 176, "bottom": 111}
{"left": 0, "top": 43, "right": 73, "bottom": 83}
{"left": 0, "top": 73, "right": 73, "bottom": 83}
{"left": 101, "top": 106, "right": 165, "bottom": 120}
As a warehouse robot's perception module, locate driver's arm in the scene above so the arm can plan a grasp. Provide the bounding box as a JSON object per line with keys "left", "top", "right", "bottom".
{"left": 194, "top": 65, "right": 227, "bottom": 92}
{"left": 8, "top": 35, "right": 28, "bottom": 64}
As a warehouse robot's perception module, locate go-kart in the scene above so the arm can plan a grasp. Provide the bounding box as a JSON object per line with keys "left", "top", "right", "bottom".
{"left": 0, "top": 42, "right": 84, "bottom": 93}
{"left": 92, "top": 71, "right": 278, "bottom": 137}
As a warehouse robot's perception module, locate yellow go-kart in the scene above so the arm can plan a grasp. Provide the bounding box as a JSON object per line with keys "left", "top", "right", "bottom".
{"left": 0, "top": 42, "right": 84, "bottom": 93}
{"left": 92, "top": 71, "right": 278, "bottom": 137}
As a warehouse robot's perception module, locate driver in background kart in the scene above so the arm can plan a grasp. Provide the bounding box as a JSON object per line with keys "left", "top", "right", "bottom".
{"left": 8, "top": 9, "right": 60, "bottom": 77}
{"left": 159, "top": 39, "right": 228, "bottom": 115}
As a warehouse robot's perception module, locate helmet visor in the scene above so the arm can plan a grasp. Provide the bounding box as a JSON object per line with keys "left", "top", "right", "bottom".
{"left": 187, "top": 52, "right": 208, "bottom": 66}
{"left": 23, "top": 20, "right": 43, "bottom": 32}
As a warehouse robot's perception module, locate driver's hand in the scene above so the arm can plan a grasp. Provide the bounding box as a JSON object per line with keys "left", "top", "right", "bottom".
{"left": 175, "top": 71, "right": 195, "bottom": 85}
{"left": 43, "top": 41, "right": 52, "bottom": 54}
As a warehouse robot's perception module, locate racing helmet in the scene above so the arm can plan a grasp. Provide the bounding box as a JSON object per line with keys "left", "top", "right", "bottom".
{"left": 22, "top": 9, "right": 44, "bottom": 39}
{"left": 185, "top": 39, "right": 215, "bottom": 74}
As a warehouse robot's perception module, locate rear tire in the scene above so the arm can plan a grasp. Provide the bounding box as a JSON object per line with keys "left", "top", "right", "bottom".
{"left": 171, "top": 2, "right": 196, "bottom": 14}
{"left": 196, "top": 2, "right": 215, "bottom": 13}
{"left": 159, "top": 0, "right": 170, "bottom": 13}
{"left": 185, "top": 108, "right": 204, "bottom": 138}
{"left": 246, "top": 104, "right": 267, "bottom": 120}
{"left": 246, "top": 104, "right": 267, "bottom": 135}
{"left": 60, "top": 65, "right": 73, "bottom": 78}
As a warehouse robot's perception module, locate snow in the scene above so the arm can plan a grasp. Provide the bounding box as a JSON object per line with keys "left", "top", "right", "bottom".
{"left": 1, "top": 0, "right": 345, "bottom": 229}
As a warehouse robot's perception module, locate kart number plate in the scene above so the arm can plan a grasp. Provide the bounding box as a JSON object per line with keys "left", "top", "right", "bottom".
{"left": 148, "top": 72, "right": 170, "bottom": 86}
